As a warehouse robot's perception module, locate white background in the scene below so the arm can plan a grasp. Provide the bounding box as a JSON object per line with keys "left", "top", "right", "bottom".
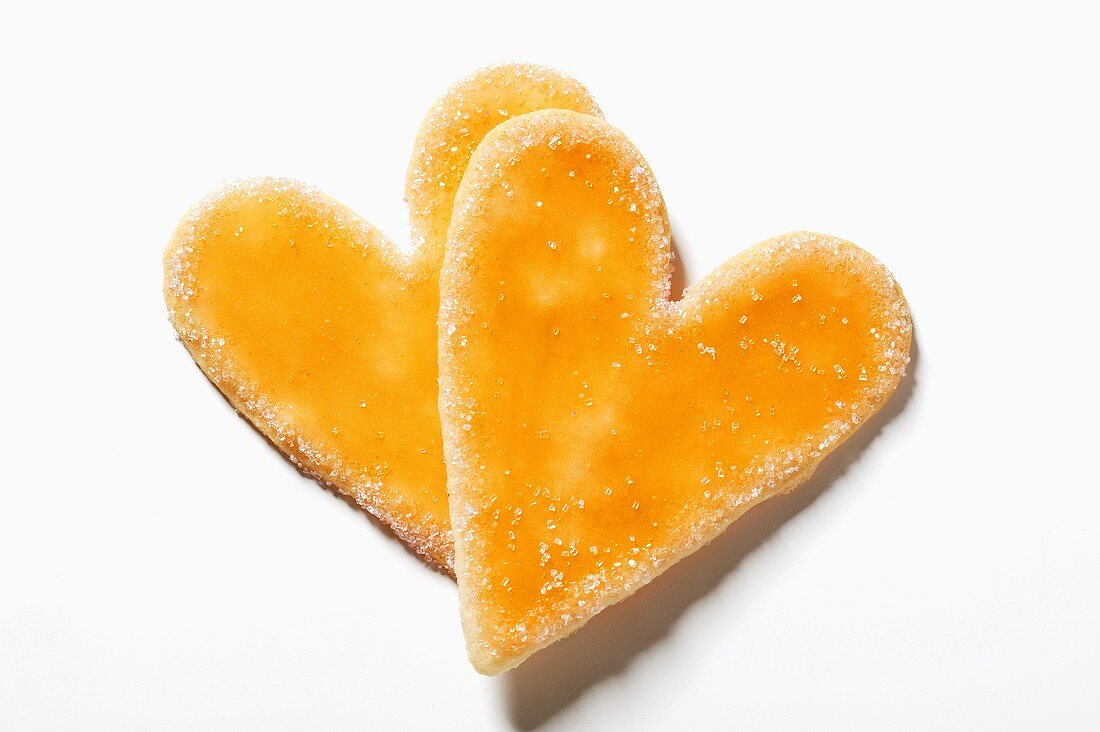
{"left": 2, "top": 2, "right": 1098, "bottom": 729}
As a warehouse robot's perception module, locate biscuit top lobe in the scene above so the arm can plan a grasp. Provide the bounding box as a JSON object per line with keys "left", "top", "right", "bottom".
{"left": 407, "top": 64, "right": 602, "bottom": 262}
{"left": 440, "top": 110, "right": 912, "bottom": 672}
{"left": 163, "top": 66, "right": 601, "bottom": 571}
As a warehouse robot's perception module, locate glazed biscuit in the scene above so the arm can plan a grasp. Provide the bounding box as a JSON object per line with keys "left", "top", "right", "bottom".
{"left": 440, "top": 110, "right": 912, "bottom": 671}
{"left": 164, "top": 66, "right": 601, "bottom": 571}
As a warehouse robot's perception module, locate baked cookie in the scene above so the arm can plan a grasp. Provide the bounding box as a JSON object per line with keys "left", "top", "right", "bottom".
{"left": 164, "top": 66, "right": 601, "bottom": 571}
{"left": 440, "top": 110, "right": 912, "bottom": 672}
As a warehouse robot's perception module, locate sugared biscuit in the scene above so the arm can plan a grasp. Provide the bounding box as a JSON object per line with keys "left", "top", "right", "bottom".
{"left": 163, "top": 66, "right": 601, "bottom": 571}
{"left": 440, "top": 110, "right": 912, "bottom": 672}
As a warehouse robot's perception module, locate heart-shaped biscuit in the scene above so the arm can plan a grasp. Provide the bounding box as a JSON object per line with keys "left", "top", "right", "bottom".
{"left": 163, "top": 66, "right": 601, "bottom": 571}
{"left": 440, "top": 110, "right": 912, "bottom": 672}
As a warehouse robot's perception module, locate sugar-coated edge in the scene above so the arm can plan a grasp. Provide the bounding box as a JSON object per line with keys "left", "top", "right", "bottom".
{"left": 405, "top": 62, "right": 603, "bottom": 258}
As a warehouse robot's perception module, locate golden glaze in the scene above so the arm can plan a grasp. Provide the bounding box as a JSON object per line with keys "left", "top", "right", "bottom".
{"left": 164, "top": 66, "right": 602, "bottom": 570}
{"left": 440, "top": 111, "right": 912, "bottom": 672}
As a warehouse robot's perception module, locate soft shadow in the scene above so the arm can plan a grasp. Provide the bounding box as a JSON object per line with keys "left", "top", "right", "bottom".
{"left": 502, "top": 337, "right": 921, "bottom": 730}
{"left": 668, "top": 218, "right": 690, "bottom": 300}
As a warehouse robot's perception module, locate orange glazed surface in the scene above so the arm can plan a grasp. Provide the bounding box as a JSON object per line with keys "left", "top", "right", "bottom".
{"left": 163, "top": 66, "right": 602, "bottom": 570}
{"left": 439, "top": 110, "right": 912, "bottom": 672}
